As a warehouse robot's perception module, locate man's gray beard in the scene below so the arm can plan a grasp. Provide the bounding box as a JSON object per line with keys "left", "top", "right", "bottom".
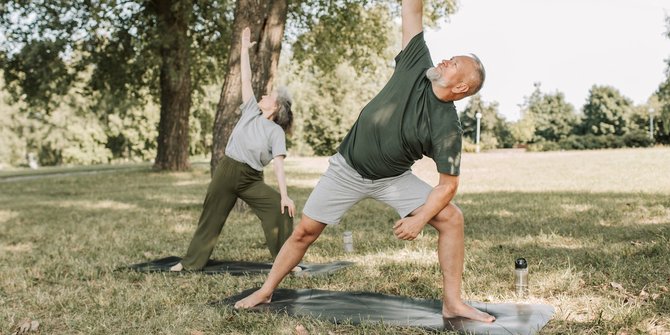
{"left": 425, "top": 67, "right": 447, "bottom": 87}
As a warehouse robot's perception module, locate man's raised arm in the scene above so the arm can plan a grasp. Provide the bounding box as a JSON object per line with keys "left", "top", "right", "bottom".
{"left": 402, "top": 0, "right": 423, "bottom": 49}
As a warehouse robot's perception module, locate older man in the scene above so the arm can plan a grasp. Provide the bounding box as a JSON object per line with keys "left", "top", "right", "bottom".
{"left": 236, "top": 0, "right": 494, "bottom": 323}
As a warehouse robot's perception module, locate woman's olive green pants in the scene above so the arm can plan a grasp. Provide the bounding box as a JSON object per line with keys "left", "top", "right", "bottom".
{"left": 180, "top": 155, "right": 293, "bottom": 270}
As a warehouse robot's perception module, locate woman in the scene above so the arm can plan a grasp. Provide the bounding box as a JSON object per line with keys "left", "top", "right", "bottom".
{"left": 171, "top": 27, "right": 295, "bottom": 271}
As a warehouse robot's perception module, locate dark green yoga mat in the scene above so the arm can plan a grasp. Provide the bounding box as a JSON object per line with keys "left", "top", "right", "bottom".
{"left": 219, "top": 288, "right": 554, "bottom": 334}
{"left": 122, "top": 256, "right": 354, "bottom": 276}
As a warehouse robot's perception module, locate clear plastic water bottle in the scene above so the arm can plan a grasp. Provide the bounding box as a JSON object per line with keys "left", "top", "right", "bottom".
{"left": 514, "top": 257, "right": 528, "bottom": 296}
{"left": 343, "top": 231, "right": 354, "bottom": 253}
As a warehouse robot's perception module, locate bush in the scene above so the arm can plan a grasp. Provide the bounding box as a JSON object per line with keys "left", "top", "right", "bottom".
{"left": 461, "top": 137, "right": 499, "bottom": 153}
{"left": 622, "top": 130, "right": 654, "bottom": 148}
{"left": 527, "top": 141, "right": 561, "bottom": 152}
{"left": 556, "top": 134, "right": 622, "bottom": 150}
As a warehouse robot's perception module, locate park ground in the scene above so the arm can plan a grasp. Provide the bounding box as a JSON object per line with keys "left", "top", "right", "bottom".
{"left": 1, "top": 147, "right": 669, "bottom": 334}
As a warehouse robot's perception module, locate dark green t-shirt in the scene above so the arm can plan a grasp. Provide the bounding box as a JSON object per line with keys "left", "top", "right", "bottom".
{"left": 338, "top": 32, "right": 463, "bottom": 179}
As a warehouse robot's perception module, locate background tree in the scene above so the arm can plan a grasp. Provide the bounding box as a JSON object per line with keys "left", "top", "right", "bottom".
{"left": 510, "top": 116, "right": 536, "bottom": 145}
{"left": 579, "top": 85, "right": 632, "bottom": 136}
{"left": 0, "top": 0, "right": 233, "bottom": 170}
{"left": 297, "top": 60, "right": 392, "bottom": 156}
{"left": 518, "top": 82, "right": 577, "bottom": 143}
{"left": 460, "top": 94, "right": 511, "bottom": 150}
{"left": 0, "top": 76, "right": 28, "bottom": 167}
{"left": 655, "top": 15, "right": 670, "bottom": 144}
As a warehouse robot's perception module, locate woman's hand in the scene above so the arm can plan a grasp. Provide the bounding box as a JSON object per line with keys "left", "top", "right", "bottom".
{"left": 241, "top": 27, "right": 256, "bottom": 50}
{"left": 280, "top": 196, "right": 295, "bottom": 218}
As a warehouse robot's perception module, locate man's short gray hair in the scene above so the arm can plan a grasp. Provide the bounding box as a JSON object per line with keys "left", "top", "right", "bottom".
{"left": 468, "top": 53, "right": 486, "bottom": 95}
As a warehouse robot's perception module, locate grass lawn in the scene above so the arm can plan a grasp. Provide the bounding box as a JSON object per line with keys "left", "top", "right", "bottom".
{"left": 1, "top": 147, "right": 669, "bottom": 334}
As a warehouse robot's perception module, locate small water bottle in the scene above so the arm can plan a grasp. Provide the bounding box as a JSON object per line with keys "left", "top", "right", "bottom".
{"left": 343, "top": 231, "right": 354, "bottom": 253}
{"left": 514, "top": 257, "right": 528, "bottom": 296}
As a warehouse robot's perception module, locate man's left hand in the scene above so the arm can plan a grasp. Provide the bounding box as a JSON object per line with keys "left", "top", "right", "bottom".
{"left": 393, "top": 216, "right": 427, "bottom": 240}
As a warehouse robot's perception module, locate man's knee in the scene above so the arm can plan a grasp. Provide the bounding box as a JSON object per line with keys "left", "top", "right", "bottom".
{"left": 432, "top": 203, "right": 463, "bottom": 227}
{"left": 290, "top": 217, "right": 324, "bottom": 244}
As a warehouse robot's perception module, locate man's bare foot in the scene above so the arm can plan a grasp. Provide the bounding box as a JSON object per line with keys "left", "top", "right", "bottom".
{"left": 234, "top": 289, "right": 272, "bottom": 309}
{"left": 443, "top": 302, "right": 496, "bottom": 323}
{"left": 169, "top": 263, "right": 183, "bottom": 272}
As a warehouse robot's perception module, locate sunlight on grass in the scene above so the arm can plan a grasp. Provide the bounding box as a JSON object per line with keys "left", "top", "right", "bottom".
{"left": 560, "top": 204, "right": 592, "bottom": 212}
{"left": 173, "top": 179, "right": 208, "bottom": 186}
{"left": 172, "top": 223, "right": 194, "bottom": 234}
{"left": 145, "top": 194, "right": 201, "bottom": 204}
{"left": 517, "top": 233, "right": 585, "bottom": 250}
{"left": 552, "top": 294, "right": 609, "bottom": 323}
{"left": 351, "top": 247, "right": 437, "bottom": 269}
{"left": 641, "top": 318, "right": 670, "bottom": 335}
{"left": 493, "top": 209, "right": 514, "bottom": 217}
{"left": 631, "top": 204, "right": 670, "bottom": 225}
{"left": 0, "top": 209, "right": 18, "bottom": 225}
{"left": 51, "top": 200, "right": 137, "bottom": 210}
{"left": 2, "top": 242, "right": 33, "bottom": 253}
{"left": 288, "top": 178, "right": 320, "bottom": 188}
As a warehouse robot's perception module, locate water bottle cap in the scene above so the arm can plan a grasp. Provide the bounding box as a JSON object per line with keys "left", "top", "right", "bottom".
{"left": 515, "top": 257, "right": 527, "bottom": 269}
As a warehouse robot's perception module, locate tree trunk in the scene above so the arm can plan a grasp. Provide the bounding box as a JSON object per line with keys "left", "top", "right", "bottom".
{"left": 211, "top": 0, "right": 288, "bottom": 175}
{"left": 151, "top": 0, "right": 192, "bottom": 171}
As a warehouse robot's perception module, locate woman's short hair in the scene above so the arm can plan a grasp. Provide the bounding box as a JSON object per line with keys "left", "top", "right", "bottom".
{"left": 274, "top": 87, "right": 293, "bottom": 135}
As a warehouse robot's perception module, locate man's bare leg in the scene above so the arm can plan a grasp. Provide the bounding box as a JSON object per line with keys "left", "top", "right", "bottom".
{"left": 427, "top": 203, "right": 495, "bottom": 323}
{"left": 234, "top": 215, "right": 326, "bottom": 308}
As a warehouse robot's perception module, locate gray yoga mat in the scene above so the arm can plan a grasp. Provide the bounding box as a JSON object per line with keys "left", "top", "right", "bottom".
{"left": 219, "top": 288, "right": 554, "bottom": 334}
{"left": 122, "top": 256, "right": 354, "bottom": 276}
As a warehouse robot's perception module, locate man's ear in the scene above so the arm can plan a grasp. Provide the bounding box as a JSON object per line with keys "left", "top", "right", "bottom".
{"left": 452, "top": 82, "right": 469, "bottom": 94}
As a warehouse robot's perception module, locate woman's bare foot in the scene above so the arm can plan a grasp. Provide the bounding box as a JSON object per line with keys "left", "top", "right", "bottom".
{"left": 169, "top": 263, "right": 183, "bottom": 272}
{"left": 443, "top": 302, "right": 496, "bottom": 323}
{"left": 234, "top": 289, "right": 272, "bottom": 309}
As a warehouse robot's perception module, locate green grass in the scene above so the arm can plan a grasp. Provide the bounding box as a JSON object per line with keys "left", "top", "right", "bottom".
{"left": 1, "top": 148, "right": 669, "bottom": 334}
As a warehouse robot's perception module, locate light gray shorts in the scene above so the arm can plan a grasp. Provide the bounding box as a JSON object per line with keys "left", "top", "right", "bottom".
{"left": 302, "top": 153, "right": 433, "bottom": 225}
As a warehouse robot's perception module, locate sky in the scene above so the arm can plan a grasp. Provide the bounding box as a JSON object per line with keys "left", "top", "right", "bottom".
{"left": 424, "top": 0, "right": 670, "bottom": 121}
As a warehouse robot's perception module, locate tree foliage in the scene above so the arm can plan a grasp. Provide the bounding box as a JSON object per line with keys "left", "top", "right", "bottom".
{"left": 460, "top": 94, "right": 513, "bottom": 150}
{"left": 518, "top": 82, "right": 577, "bottom": 142}
{"left": 580, "top": 85, "right": 632, "bottom": 136}
{"left": 0, "top": 0, "right": 232, "bottom": 110}
{"left": 287, "top": 0, "right": 456, "bottom": 75}
{"left": 0, "top": 0, "right": 233, "bottom": 170}
{"left": 295, "top": 60, "right": 391, "bottom": 156}
{"left": 655, "top": 15, "right": 670, "bottom": 143}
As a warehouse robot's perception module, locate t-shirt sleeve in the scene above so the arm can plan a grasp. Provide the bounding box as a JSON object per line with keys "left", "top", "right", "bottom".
{"left": 239, "top": 96, "right": 259, "bottom": 117}
{"left": 394, "top": 32, "right": 431, "bottom": 71}
{"left": 430, "top": 119, "right": 463, "bottom": 176}
{"left": 270, "top": 127, "right": 287, "bottom": 158}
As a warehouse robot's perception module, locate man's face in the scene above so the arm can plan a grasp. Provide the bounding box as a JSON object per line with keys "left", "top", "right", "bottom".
{"left": 427, "top": 56, "right": 475, "bottom": 89}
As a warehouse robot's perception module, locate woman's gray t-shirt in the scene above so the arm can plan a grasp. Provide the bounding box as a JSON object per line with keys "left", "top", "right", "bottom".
{"left": 225, "top": 96, "right": 287, "bottom": 171}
